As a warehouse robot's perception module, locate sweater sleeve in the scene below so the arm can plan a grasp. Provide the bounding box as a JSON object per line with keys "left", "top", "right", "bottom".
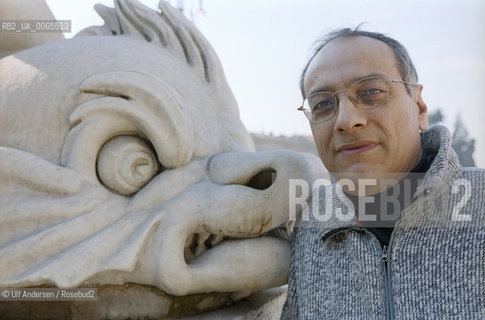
{"left": 280, "top": 227, "right": 300, "bottom": 319}
{"left": 280, "top": 284, "right": 298, "bottom": 319}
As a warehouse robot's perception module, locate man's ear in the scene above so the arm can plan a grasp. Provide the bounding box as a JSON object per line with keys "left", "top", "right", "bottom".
{"left": 414, "top": 84, "right": 428, "bottom": 131}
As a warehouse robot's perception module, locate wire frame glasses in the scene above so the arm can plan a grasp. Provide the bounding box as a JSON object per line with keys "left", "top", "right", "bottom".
{"left": 298, "top": 76, "right": 416, "bottom": 123}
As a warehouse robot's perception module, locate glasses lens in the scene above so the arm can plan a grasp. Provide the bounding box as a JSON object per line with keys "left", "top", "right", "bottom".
{"left": 351, "top": 77, "right": 389, "bottom": 109}
{"left": 307, "top": 92, "right": 337, "bottom": 122}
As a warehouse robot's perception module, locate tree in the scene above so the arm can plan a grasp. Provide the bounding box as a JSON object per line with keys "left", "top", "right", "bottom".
{"left": 428, "top": 109, "right": 444, "bottom": 125}
{"left": 451, "top": 115, "right": 476, "bottom": 167}
{"left": 428, "top": 109, "right": 475, "bottom": 167}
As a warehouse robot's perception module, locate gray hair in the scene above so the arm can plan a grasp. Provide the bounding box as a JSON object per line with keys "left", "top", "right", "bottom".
{"left": 300, "top": 26, "right": 418, "bottom": 96}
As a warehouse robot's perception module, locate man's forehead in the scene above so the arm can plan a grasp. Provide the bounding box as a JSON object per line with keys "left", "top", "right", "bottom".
{"left": 304, "top": 36, "right": 399, "bottom": 92}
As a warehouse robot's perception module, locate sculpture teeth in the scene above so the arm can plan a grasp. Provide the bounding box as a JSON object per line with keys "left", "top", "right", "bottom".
{"left": 265, "top": 227, "right": 293, "bottom": 240}
{"left": 183, "top": 232, "right": 225, "bottom": 263}
{"left": 206, "top": 233, "right": 224, "bottom": 248}
{"left": 183, "top": 225, "right": 292, "bottom": 264}
{"left": 261, "top": 220, "right": 295, "bottom": 240}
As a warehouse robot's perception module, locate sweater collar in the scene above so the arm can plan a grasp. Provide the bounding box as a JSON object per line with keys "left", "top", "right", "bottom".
{"left": 414, "top": 125, "right": 461, "bottom": 197}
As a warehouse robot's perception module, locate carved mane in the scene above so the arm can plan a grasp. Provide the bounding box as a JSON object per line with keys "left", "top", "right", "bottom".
{"left": 77, "top": 0, "right": 219, "bottom": 82}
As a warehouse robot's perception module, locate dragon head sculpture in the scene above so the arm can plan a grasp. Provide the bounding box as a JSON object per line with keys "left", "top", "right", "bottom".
{"left": 0, "top": 0, "right": 324, "bottom": 317}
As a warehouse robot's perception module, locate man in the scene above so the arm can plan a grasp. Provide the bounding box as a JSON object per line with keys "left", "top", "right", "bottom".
{"left": 281, "top": 28, "right": 485, "bottom": 319}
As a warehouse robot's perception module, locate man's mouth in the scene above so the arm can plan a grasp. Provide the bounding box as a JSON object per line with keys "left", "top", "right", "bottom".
{"left": 337, "top": 141, "right": 378, "bottom": 155}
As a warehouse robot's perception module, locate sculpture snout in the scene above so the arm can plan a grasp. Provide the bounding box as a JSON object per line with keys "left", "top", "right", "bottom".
{"left": 207, "top": 150, "right": 325, "bottom": 232}
{"left": 136, "top": 150, "right": 325, "bottom": 295}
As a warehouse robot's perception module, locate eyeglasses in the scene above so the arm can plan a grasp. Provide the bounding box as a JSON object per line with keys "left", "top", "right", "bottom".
{"left": 297, "top": 76, "right": 416, "bottom": 124}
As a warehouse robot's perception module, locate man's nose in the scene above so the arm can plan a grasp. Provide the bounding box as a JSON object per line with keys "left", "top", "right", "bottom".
{"left": 333, "top": 93, "right": 368, "bottom": 133}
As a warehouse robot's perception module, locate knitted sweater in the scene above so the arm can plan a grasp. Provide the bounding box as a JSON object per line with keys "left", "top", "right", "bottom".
{"left": 281, "top": 125, "right": 485, "bottom": 319}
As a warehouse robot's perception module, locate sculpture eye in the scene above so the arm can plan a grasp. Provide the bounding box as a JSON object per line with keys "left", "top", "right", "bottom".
{"left": 96, "top": 135, "right": 162, "bottom": 196}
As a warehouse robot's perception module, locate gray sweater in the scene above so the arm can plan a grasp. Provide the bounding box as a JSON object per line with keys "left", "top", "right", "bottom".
{"left": 281, "top": 125, "right": 485, "bottom": 319}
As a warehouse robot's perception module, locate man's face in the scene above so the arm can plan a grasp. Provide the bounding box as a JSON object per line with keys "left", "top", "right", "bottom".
{"left": 304, "top": 36, "right": 428, "bottom": 190}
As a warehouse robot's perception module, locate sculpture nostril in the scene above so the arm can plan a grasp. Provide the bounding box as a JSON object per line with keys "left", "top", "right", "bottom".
{"left": 246, "top": 169, "right": 276, "bottom": 190}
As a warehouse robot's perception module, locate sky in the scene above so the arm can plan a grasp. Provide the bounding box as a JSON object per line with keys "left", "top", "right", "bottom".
{"left": 45, "top": 0, "right": 485, "bottom": 167}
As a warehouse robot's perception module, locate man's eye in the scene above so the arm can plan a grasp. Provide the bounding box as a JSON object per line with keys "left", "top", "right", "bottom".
{"left": 360, "top": 88, "right": 383, "bottom": 97}
{"left": 312, "top": 100, "right": 335, "bottom": 113}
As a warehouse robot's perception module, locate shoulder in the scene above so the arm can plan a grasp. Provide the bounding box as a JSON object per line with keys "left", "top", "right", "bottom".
{"left": 449, "top": 166, "right": 485, "bottom": 221}
{"left": 458, "top": 166, "right": 485, "bottom": 188}
{"left": 460, "top": 166, "right": 485, "bottom": 175}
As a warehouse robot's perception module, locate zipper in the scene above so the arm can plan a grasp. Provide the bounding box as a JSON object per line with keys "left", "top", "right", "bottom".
{"left": 379, "top": 221, "right": 399, "bottom": 320}
{"left": 362, "top": 228, "right": 396, "bottom": 320}
{"left": 381, "top": 245, "right": 391, "bottom": 320}
{"left": 322, "top": 226, "right": 398, "bottom": 319}
{"left": 385, "top": 222, "right": 399, "bottom": 320}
